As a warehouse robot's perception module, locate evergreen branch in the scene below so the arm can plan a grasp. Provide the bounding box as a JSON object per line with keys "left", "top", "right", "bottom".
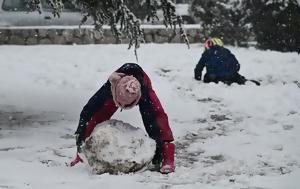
{"left": 25, "top": 0, "right": 190, "bottom": 57}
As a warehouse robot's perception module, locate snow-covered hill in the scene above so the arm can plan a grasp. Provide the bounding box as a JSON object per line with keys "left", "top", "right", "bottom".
{"left": 0, "top": 44, "right": 299, "bottom": 189}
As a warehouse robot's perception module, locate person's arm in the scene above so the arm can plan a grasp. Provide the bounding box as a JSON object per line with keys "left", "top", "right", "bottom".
{"left": 75, "top": 81, "right": 117, "bottom": 147}
{"left": 226, "top": 49, "right": 240, "bottom": 72}
{"left": 194, "top": 52, "right": 207, "bottom": 80}
{"left": 71, "top": 80, "right": 118, "bottom": 167}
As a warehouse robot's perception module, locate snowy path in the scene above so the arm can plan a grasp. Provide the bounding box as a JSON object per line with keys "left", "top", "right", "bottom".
{"left": 0, "top": 44, "right": 300, "bottom": 189}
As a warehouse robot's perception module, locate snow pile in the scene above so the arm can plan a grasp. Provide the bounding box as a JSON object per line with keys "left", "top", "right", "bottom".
{"left": 82, "top": 119, "right": 156, "bottom": 174}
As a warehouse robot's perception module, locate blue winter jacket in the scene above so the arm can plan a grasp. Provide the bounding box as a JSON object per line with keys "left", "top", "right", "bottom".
{"left": 194, "top": 46, "right": 240, "bottom": 80}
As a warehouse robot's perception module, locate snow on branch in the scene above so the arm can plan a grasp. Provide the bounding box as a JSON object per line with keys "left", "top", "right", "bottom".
{"left": 25, "top": 0, "right": 190, "bottom": 56}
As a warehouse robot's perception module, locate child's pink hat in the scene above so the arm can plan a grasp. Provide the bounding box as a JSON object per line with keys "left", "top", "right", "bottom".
{"left": 109, "top": 72, "right": 141, "bottom": 109}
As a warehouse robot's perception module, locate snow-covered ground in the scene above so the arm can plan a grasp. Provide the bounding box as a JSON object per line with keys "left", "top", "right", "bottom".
{"left": 0, "top": 44, "right": 299, "bottom": 189}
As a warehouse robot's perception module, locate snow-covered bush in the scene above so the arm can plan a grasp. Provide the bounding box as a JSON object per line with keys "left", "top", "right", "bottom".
{"left": 191, "top": 0, "right": 300, "bottom": 52}
{"left": 82, "top": 119, "right": 156, "bottom": 175}
{"left": 190, "top": 0, "right": 251, "bottom": 46}
{"left": 244, "top": 0, "right": 300, "bottom": 53}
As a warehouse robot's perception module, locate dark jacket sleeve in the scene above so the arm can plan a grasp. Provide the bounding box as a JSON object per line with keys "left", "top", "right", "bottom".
{"left": 224, "top": 48, "right": 240, "bottom": 73}
{"left": 75, "top": 81, "right": 114, "bottom": 146}
{"left": 194, "top": 52, "right": 207, "bottom": 80}
{"left": 230, "top": 51, "right": 240, "bottom": 72}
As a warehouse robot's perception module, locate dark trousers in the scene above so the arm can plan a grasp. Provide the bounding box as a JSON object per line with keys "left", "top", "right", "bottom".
{"left": 204, "top": 73, "right": 247, "bottom": 85}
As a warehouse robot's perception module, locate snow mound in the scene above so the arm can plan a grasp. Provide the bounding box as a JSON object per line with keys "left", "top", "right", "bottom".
{"left": 82, "top": 119, "right": 156, "bottom": 174}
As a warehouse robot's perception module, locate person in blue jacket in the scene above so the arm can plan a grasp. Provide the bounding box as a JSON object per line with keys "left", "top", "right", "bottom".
{"left": 194, "top": 37, "right": 259, "bottom": 85}
{"left": 70, "top": 63, "right": 175, "bottom": 174}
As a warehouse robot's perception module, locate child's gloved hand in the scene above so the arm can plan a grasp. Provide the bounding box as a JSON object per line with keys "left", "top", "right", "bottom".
{"left": 195, "top": 76, "right": 201, "bottom": 81}
{"left": 69, "top": 134, "right": 84, "bottom": 167}
{"left": 195, "top": 73, "right": 202, "bottom": 81}
{"left": 70, "top": 153, "right": 83, "bottom": 167}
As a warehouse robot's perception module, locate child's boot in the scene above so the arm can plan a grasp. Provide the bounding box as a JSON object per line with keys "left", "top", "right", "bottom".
{"left": 160, "top": 142, "right": 175, "bottom": 174}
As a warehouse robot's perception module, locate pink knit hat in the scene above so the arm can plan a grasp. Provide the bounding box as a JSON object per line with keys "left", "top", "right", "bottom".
{"left": 109, "top": 72, "right": 141, "bottom": 109}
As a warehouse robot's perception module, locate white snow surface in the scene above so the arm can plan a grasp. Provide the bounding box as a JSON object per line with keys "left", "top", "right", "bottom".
{"left": 0, "top": 43, "right": 300, "bottom": 189}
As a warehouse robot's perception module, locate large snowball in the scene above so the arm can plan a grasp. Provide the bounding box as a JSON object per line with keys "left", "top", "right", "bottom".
{"left": 82, "top": 119, "right": 156, "bottom": 174}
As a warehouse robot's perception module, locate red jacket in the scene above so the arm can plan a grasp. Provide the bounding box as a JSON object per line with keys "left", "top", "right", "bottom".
{"left": 75, "top": 63, "right": 174, "bottom": 146}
